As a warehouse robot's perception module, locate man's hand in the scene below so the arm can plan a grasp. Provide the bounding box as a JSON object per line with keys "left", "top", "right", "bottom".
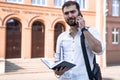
{"left": 54, "top": 67, "right": 67, "bottom": 76}
{"left": 76, "top": 16, "right": 85, "bottom": 29}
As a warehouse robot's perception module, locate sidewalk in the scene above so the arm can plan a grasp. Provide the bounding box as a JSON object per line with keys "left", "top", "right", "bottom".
{"left": 0, "top": 64, "right": 120, "bottom": 80}
{"left": 0, "top": 72, "right": 57, "bottom": 80}
{"left": 101, "top": 64, "right": 120, "bottom": 80}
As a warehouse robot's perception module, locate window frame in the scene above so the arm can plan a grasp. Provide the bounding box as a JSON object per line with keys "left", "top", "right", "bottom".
{"left": 112, "top": 0, "right": 119, "bottom": 16}
{"left": 112, "top": 27, "right": 119, "bottom": 44}
{"left": 75, "top": 0, "right": 86, "bottom": 10}
{"left": 6, "top": 0, "right": 23, "bottom": 4}
{"left": 32, "top": 0, "right": 47, "bottom": 6}
{"left": 54, "top": 0, "right": 66, "bottom": 8}
{"left": 106, "top": 27, "right": 108, "bottom": 44}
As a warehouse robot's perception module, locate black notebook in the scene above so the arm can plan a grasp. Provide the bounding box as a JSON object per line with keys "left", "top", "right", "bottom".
{"left": 41, "top": 58, "right": 76, "bottom": 71}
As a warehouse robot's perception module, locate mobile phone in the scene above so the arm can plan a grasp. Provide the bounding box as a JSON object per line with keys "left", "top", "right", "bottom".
{"left": 75, "top": 13, "right": 81, "bottom": 25}
{"left": 78, "top": 13, "right": 81, "bottom": 16}
{"left": 78, "top": 12, "right": 83, "bottom": 17}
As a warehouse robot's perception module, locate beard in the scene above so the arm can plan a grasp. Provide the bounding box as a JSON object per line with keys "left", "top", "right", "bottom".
{"left": 66, "top": 18, "right": 77, "bottom": 26}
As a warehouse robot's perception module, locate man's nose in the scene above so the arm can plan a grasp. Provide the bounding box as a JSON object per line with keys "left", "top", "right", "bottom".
{"left": 68, "top": 13, "right": 72, "bottom": 17}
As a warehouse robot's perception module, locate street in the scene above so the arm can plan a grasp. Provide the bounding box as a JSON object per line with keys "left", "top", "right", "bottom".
{"left": 0, "top": 64, "right": 120, "bottom": 80}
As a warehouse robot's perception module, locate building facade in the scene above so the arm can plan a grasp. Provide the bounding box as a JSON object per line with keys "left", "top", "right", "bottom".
{"left": 0, "top": 0, "right": 106, "bottom": 67}
{"left": 106, "top": 0, "right": 120, "bottom": 64}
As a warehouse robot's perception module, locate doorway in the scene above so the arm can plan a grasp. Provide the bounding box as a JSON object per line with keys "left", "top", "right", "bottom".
{"left": 5, "top": 19, "right": 21, "bottom": 58}
{"left": 31, "top": 21, "right": 45, "bottom": 58}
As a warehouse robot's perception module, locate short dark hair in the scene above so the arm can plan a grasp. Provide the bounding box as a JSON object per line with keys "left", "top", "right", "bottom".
{"left": 62, "top": 1, "right": 83, "bottom": 17}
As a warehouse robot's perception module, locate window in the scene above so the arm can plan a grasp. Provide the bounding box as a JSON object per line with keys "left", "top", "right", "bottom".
{"left": 112, "top": 0, "right": 119, "bottom": 16}
{"left": 7, "top": 19, "right": 21, "bottom": 31}
{"left": 106, "top": 27, "right": 108, "bottom": 44}
{"left": 54, "top": 0, "right": 66, "bottom": 7}
{"left": 32, "top": 0, "right": 46, "bottom": 6}
{"left": 32, "top": 21, "right": 43, "bottom": 32}
{"left": 112, "top": 28, "right": 119, "bottom": 44}
{"left": 106, "top": 0, "right": 108, "bottom": 16}
{"left": 75, "top": 0, "right": 85, "bottom": 9}
{"left": 6, "top": 0, "right": 23, "bottom": 3}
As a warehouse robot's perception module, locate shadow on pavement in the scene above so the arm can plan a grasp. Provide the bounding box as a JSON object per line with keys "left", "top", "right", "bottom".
{"left": 5, "top": 61, "right": 23, "bottom": 72}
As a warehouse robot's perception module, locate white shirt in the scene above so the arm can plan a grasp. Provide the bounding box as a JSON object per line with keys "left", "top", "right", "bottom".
{"left": 54, "top": 27, "right": 104, "bottom": 80}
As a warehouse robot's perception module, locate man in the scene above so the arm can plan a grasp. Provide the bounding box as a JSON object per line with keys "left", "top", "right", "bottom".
{"left": 54, "top": 1, "right": 104, "bottom": 80}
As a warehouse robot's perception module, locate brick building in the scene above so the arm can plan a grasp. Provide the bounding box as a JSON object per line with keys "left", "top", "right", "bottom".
{"left": 0, "top": 0, "right": 106, "bottom": 73}
{"left": 106, "top": 0, "right": 120, "bottom": 64}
